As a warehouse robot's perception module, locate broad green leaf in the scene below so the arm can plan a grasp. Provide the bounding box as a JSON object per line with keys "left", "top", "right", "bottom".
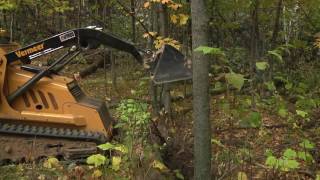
{"left": 86, "top": 154, "right": 106, "bottom": 167}
{"left": 237, "top": 172, "right": 248, "bottom": 180}
{"left": 283, "top": 148, "right": 297, "bottom": 159}
{"left": 265, "top": 155, "right": 277, "bottom": 167}
{"left": 285, "top": 159, "right": 299, "bottom": 170}
{"left": 296, "top": 110, "right": 308, "bottom": 118}
{"left": 97, "top": 142, "right": 115, "bottom": 151}
{"left": 111, "top": 156, "right": 122, "bottom": 171}
{"left": 297, "top": 151, "right": 314, "bottom": 162}
{"left": 225, "top": 72, "right": 245, "bottom": 91}
{"left": 299, "top": 139, "right": 315, "bottom": 149}
{"left": 256, "top": 62, "right": 269, "bottom": 70}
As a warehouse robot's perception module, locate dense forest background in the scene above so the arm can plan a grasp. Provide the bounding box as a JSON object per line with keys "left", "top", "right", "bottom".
{"left": 1, "top": 0, "right": 320, "bottom": 179}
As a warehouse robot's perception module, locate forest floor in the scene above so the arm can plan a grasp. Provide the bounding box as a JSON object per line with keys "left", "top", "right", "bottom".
{"left": 0, "top": 56, "right": 319, "bottom": 180}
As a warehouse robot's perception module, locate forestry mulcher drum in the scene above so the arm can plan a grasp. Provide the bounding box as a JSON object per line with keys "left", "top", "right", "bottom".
{"left": 0, "top": 27, "right": 192, "bottom": 163}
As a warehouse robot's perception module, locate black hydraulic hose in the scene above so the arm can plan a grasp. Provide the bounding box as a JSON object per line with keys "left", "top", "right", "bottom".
{"left": 7, "top": 47, "right": 77, "bottom": 105}
{"left": 52, "top": 51, "right": 81, "bottom": 73}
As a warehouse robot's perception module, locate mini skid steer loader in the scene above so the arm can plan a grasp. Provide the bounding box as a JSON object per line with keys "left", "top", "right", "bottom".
{"left": 0, "top": 27, "right": 191, "bottom": 162}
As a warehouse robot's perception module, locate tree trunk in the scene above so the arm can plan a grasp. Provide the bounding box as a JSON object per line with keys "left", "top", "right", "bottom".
{"left": 131, "top": 0, "right": 136, "bottom": 43}
{"left": 250, "top": 0, "right": 260, "bottom": 106}
{"left": 191, "top": 0, "right": 212, "bottom": 179}
{"left": 271, "top": 0, "right": 283, "bottom": 47}
{"left": 158, "top": 4, "right": 171, "bottom": 116}
{"left": 268, "top": 0, "right": 283, "bottom": 83}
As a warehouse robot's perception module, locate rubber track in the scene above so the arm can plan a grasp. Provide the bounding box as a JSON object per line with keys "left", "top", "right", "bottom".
{"left": 0, "top": 122, "right": 107, "bottom": 143}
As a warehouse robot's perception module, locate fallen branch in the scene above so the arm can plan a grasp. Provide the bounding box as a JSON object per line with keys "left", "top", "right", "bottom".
{"left": 216, "top": 124, "right": 288, "bottom": 133}
{"left": 77, "top": 51, "right": 111, "bottom": 78}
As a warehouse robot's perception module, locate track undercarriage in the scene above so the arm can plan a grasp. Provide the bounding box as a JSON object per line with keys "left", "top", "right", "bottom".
{"left": 0, "top": 121, "right": 106, "bottom": 164}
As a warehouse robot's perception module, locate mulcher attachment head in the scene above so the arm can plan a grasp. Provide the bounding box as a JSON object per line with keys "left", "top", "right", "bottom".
{"left": 151, "top": 45, "right": 192, "bottom": 84}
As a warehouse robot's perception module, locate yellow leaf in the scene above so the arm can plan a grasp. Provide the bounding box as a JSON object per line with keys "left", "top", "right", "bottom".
{"left": 179, "top": 14, "right": 189, "bottom": 26}
{"left": 38, "top": 174, "right": 46, "bottom": 180}
{"left": 143, "top": 33, "right": 149, "bottom": 38}
{"left": 112, "top": 156, "right": 122, "bottom": 171}
{"left": 238, "top": 172, "right": 248, "bottom": 180}
{"left": 152, "top": 160, "right": 168, "bottom": 171}
{"left": 156, "top": 36, "right": 163, "bottom": 40}
{"left": 43, "top": 157, "right": 59, "bottom": 169}
{"left": 170, "top": 15, "right": 178, "bottom": 24}
{"left": 168, "top": 3, "right": 182, "bottom": 10}
{"left": 114, "top": 144, "right": 128, "bottom": 154}
{"left": 150, "top": 32, "right": 157, "bottom": 36}
{"left": 143, "top": 1, "right": 150, "bottom": 8}
{"left": 161, "top": 0, "right": 171, "bottom": 4}
{"left": 143, "top": 31, "right": 158, "bottom": 38}
{"left": 92, "top": 169, "right": 103, "bottom": 178}
{"left": 154, "top": 39, "right": 164, "bottom": 49}
{"left": 163, "top": 37, "right": 172, "bottom": 42}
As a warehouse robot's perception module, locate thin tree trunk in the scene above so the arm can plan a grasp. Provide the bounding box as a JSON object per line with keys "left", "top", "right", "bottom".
{"left": 268, "top": 0, "right": 283, "bottom": 83}
{"left": 191, "top": 0, "right": 212, "bottom": 179}
{"left": 9, "top": 13, "right": 14, "bottom": 42}
{"left": 271, "top": 0, "right": 283, "bottom": 47}
{"left": 250, "top": 0, "right": 260, "bottom": 107}
{"left": 131, "top": 0, "right": 136, "bottom": 42}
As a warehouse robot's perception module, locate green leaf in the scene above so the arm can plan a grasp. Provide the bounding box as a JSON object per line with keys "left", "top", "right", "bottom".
{"left": 194, "top": 46, "right": 225, "bottom": 56}
{"left": 256, "top": 62, "right": 269, "bottom": 70}
{"left": 211, "top": 138, "right": 225, "bottom": 148}
{"left": 0, "top": 2, "right": 16, "bottom": 11}
{"left": 111, "top": 156, "right": 122, "bottom": 171}
{"left": 296, "top": 110, "right": 308, "bottom": 118}
{"left": 86, "top": 154, "right": 106, "bottom": 167}
{"left": 283, "top": 148, "right": 297, "bottom": 159}
{"left": 278, "top": 108, "right": 288, "bottom": 118}
{"left": 265, "top": 81, "right": 276, "bottom": 91}
{"left": 285, "top": 82, "right": 293, "bottom": 90}
{"left": 174, "top": 170, "right": 184, "bottom": 180}
{"left": 240, "top": 111, "right": 262, "bottom": 128}
{"left": 285, "top": 159, "right": 299, "bottom": 170}
{"left": 97, "top": 142, "right": 115, "bottom": 151}
{"left": 299, "top": 139, "right": 315, "bottom": 150}
{"left": 265, "top": 149, "right": 273, "bottom": 156}
{"left": 265, "top": 155, "right": 277, "bottom": 167}
{"left": 114, "top": 144, "right": 128, "bottom": 154}
{"left": 268, "top": 50, "right": 283, "bottom": 63}
{"left": 225, "top": 72, "right": 245, "bottom": 91}
{"left": 297, "top": 151, "right": 314, "bottom": 162}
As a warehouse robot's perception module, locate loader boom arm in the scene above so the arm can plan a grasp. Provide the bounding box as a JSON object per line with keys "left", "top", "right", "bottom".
{"left": 4, "top": 28, "right": 143, "bottom": 64}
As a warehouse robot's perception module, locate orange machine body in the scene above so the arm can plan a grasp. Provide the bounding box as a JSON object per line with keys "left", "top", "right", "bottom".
{"left": 0, "top": 44, "right": 112, "bottom": 138}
